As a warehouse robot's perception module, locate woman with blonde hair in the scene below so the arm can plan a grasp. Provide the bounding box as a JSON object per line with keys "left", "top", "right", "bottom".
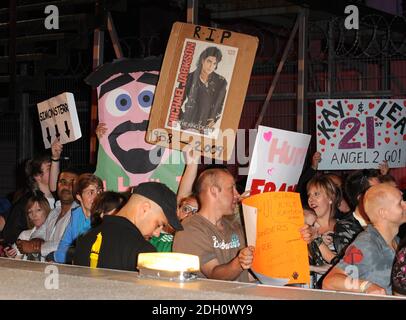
{"left": 4, "top": 194, "right": 50, "bottom": 261}
{"left": 306, "top": 175, "right": 363, "bottom": 288}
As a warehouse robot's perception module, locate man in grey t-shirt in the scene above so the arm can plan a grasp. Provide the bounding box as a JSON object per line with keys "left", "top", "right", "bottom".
{"left": 323, "top": 184, "right": 406, "bottom": 295}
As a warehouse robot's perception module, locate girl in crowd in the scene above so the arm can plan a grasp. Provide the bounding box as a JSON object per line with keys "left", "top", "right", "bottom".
{"left": 2, "top": 154, "right": 54, "bottom": 247}
{"left": 4, "top": 194, "right": 50, "bottom": 261}
{"left": 91, "top": 191, "right": 129, "bottom": 228}
{"left": 54, "top": 173, "right": 103, "bottom": 263}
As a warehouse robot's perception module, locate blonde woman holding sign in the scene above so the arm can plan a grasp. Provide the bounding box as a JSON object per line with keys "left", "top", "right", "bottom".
{"left": 305, "top": 175, "right": 363, "bottom": 288}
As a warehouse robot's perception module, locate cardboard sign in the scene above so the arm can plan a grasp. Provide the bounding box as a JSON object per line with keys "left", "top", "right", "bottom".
{"left": 316, "top": 99, "right": 406, "bottom": 170}
{"left": 37, "top": 92, "right": 82, "bottom": 149}
{"left": 85, "top": 58, "right": 185, "bottom": 192}
{"left": 242, "top": 192, "right": 310, "bottom": 285}
{"left": 245, "top": 126, "right": 311, "bottom": 194}
{"left": 146, "top": 22, "right": 258, "bottom": 161}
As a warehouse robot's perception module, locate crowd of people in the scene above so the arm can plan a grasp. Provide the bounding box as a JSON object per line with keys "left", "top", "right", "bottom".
{"left": 0, "top": 138, "right": 405, "bottom": 297}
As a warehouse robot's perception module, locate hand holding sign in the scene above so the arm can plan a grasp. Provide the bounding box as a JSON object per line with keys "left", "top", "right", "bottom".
{"left": 51, "top": 139, "right": 63, "bottom": 160}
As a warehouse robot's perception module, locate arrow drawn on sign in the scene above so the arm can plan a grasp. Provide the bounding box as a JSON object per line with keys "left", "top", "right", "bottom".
{"left": 46, "top": 127, "right": 52, "bottom": 144}
{"left": 64, "top": 121, "right": 70, "bottom": 138}
{"left": 55, "top": 124, "right": 60, "bottom": 139}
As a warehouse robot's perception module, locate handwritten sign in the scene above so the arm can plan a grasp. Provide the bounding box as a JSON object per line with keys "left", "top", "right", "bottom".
{"left": 84, "top": 58, "right": 185, "bottom": 192}
{"left": 316, "top": 99, "right": 406, "bottom": 170}
{"left": 245, "top": 126, "right": 311, "bottom": 194}
{"left": 242, "top": 192, "right": 310, "bottom": 285}
{"left": 37, "top": 92, "right": 82, "bottom": 149}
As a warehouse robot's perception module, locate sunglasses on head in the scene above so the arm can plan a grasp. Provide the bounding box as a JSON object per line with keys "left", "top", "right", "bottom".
{"left": 180, "top": 204, "right": 198, "bottom": 214}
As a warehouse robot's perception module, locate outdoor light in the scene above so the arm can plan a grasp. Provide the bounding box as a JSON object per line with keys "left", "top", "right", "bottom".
{"left": 137, "top": 252, "right": 200, "bottom": 281}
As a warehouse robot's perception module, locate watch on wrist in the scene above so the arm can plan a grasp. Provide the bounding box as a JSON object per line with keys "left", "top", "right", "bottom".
{"left": 313, "top": 236, "right": 324, "bottom": 247}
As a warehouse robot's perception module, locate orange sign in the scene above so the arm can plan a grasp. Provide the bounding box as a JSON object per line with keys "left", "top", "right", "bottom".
{"left": 243, "top": 192, "right": 310, "bottom": 285}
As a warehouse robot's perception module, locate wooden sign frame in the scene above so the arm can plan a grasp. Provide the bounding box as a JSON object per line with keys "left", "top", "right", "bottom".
{"left": 146, "top": 22, "right": 258, "bottom": 160}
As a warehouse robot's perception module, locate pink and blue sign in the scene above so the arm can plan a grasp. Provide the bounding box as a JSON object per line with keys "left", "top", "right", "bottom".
{"left": 316, "top": 99, "right": 406, "bottom": 170}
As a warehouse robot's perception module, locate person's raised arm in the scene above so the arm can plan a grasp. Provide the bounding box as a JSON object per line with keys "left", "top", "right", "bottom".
{"left": 49, "top": 139, "right": 63, "bottom": 192}
{"left": 177, "top": 146, "right": 199, "bottom": 203}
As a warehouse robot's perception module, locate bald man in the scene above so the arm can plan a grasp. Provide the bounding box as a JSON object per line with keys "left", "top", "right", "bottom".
{"left": 173, "top": 168, "right": 254, "bottom": 282}
{"left": 323, "top": 184, "right": 406, "bottom": 295}
{"left": 74, "top": 182, "right": 182, "bottom": 271}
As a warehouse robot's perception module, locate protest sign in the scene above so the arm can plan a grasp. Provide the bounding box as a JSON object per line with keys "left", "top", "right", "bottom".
{"left": 245, "top": 126, "right": 311, "bottom": 194}
{"left": 146, "top": 22, "right": 258, "bottom": 161}
{"left": 316, "top": 99, "right": 406, "bottom": 170}
{"left": 242, "top": 192, "right": 310, "bottom": 285}
{"left": 37, "top": 92, "right": 81, "bottom": 149}
{"left": 85, "top": 58, "right": 185, "bottom": 192}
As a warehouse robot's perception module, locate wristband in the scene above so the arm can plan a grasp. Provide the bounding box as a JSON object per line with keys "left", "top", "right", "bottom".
{"left": 51, "top": 158, "right": 60, "bottom": 162}
{"left": 360, "top": 280, "right": 372, "bottom": 293}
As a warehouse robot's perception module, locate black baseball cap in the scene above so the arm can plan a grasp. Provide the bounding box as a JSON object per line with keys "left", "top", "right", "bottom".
{"left": 131, "top": 182, "right": 183, "bottom": 231}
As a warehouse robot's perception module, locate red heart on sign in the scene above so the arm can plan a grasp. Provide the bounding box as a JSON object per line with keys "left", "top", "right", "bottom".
{"left": 346, "top": 112, "right": 350, "bottom": 116}
{"left": 263, "top": 131, "right": 273, "bottom": 142}
{"left": 403, "top": 134, "right": 406, "bottom": 140}
{"left": 331, "top": 143, "right": 335, "bottom": 147}
{"left": 385, "top": 137, "right": 391, "bottom": 144}
{"left": 395, "top": 142, "right": 398, "bottom": 145}
{"left": 403, "top": 101, "right": 406, "bottom": 107}
{"left": 317, "top": 100, "right": 323, "bottom": 107}
{"left": 344, "top": 100, "right": 348, "bottom": 104}
{"left": 378, "top": 142, "right": 382, "bottom": 146}
{"left": 328, "top": 100, "right": 332, "bottom": 104}
{"left": 360, "top": 133, "right": 364, "bottom": 136}
{"left": 369, "top": 103, "right": 374, "bottom": 109}
{"left": 317, "top": 132, "right": 321, "bottom": 136}
{"left": 333, "top": 134, "right": 337, "bottom": 138}
{"left": 317, "top": 115, "right": 322, "bottom": 119}
{"left": 348, "top": 104, "right": 354, "bottom": 110}
{"left": 320, "top": 138, "right": 326, "bottom": 145}
{"left": 361, "top": 123, "right": 365, "bottom": 127}
{"left": 386, "top": 122, "right": 392, "bottom": 128}
{"left": 378, "top": 132, "right": 381, "bottom": 136}
{"left": 333, "top": 120, "right": 339, "bottom": 127}
{"left": 321, "top": 148, "right": 325, "bottom": 152}
{"left": 364, "top": 111, "right": 368, "bottom": 115}
{"left": 376, "top": 100, "right": 380, "bottom": 104}
{"left": 362, "top": 143, "right": 366, "bottom": 147}
{"left": 394, "top": 132, "right": 398, "bottom": 136}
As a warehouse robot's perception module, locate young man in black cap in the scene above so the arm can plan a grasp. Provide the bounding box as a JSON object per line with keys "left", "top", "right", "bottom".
{"left": 73, "top": 182, "right": 182, "bottom": 271}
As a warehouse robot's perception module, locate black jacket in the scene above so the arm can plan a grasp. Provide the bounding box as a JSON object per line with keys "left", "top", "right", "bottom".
{"left": 74, "top": 215, "right": 156, "bottom": 272}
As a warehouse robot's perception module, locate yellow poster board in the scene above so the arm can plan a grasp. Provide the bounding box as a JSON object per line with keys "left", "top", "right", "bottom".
{"left": 243, "top": 192, "right": 310, "bottom": 285}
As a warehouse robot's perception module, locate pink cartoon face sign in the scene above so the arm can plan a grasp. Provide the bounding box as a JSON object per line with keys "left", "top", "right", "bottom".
{"left": 86, "top": 58, "right": 184, "bottom": 191}
{"left": 99, "top": 71, "right": 162, "bottom": 173}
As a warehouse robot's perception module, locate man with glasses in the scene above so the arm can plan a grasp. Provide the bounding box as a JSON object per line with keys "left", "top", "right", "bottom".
{"left": 16, "top": 168, "right": 80, "bottom": 261}
{"left": 54, "top": 173, "right": 103, "bottom": 263}
{"left": 149, "top": 195, "right": 199, "bottom": 252}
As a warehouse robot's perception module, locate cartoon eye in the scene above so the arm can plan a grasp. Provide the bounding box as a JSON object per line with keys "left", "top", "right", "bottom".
{"left": 137, "top": 86, "right": 155, "bottom": 113}
{"left": 105, "top": 89, "right": 132, "bottom": 117}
